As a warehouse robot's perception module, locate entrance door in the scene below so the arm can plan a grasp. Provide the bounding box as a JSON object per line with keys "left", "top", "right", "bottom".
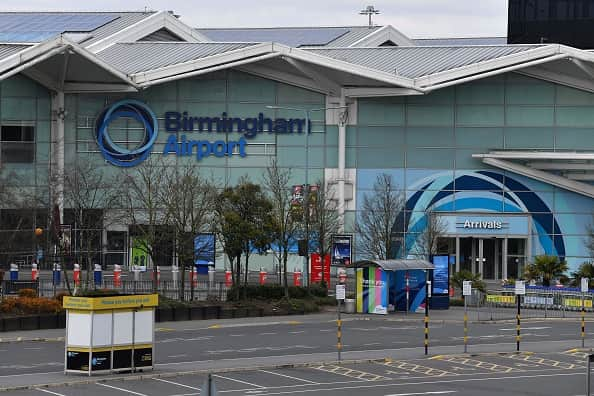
{"left": 457, "top": 237, "right": 500, "bottom": 279}
{"left": 481, "top": 238, "right": 500, "bottom": 280}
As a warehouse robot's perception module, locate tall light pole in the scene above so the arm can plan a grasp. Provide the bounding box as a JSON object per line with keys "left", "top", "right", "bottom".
{"left": 266, "top": 105, "right": 347, "bottom": 287}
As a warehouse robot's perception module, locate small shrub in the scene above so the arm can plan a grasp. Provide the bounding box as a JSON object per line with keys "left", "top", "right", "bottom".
{"left": 0, "top": 295, "right": 63, "bottom": 314}
{"left": 18, "top": 288, "right": 37, "bottom": 298}
{"left": 308, "top": 284, "right": 328, "bottom": 298}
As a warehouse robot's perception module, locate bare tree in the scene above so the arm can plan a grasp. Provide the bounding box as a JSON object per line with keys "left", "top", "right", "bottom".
{"left": 263, "top": 160, "right": 299, "bottom": 297}
{"left": 161, "top": 165, "right": 216, "bottom": 300}
{"left": 410, "top": 210, "right": 447, "bottom": 260}
{"left": 309, "top": 179, "right": 340, "bottom": 286}
{"left": 586, "top": 214, "right": 594, "bottom": 259}
{"left": 64, "top": 162, "right": 118, "bottom": 290}
{"left": 119, "top": 157, "right": 168, "bottom": 292}
{"left": 354, "top": 173, "right": 405, "bottom": 260}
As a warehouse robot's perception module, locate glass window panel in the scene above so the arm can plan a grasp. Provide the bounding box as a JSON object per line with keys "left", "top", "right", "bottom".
{"left": 556, "top": 106, "right": 594, "bottom": 127}
{"left": 505, "top": 106, "right": 554, "bottom": 127}
{"left": 504, "top": 127, "right": 554, "bottom": 149}
{"left": 506, "top": 84, "right": 555, "bottom": 105}
{"left": 407, "top": 105, "right": 454, "bottom": 126}
{"left": 456, "top": 105, "right": 504, "bottom": 127}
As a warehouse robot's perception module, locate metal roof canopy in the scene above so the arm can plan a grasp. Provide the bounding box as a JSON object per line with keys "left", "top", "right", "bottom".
{"left": 354, "top": 259, "right": 434, "bottom": 271}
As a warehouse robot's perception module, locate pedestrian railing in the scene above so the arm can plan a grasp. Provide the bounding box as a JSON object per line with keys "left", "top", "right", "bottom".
{"left": 20, "top": 279, "right": 231, "bottom": 302}
{"left": 470, "top": 288, "right": 594, "bottom": 321}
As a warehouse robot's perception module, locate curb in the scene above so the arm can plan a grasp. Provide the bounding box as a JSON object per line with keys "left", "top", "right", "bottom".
{"left": 0, "top": 336, "right": 64, "bottom": 344}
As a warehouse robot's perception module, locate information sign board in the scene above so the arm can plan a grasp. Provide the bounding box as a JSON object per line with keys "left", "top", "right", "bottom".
{"left": 463, "top": 281, "right": 472, "bottom": 296}
{"left": 336, "top": 284, "right": 346, "bottom": 300}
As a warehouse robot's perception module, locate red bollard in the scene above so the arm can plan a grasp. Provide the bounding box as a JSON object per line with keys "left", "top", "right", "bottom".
{"left": 225, "top": 269, "right": 232, "bottom": 287}
{"left": 73, "top": 263, "right": 81, "bottom": 286}
{"left": 190, "top": 267, "right": 198, "bottom": 287}
{"left": 293, "top": 268, "right": 302, "bottom": 286}
{"left": 156, "top": 266, "right": 161, "bottom": 286}
{"left": 113, "top": 264, "right": 121, "bottom": 287}
{"left": 31, "top": 263, "right": 38, "bottom": 281}
{"left": 259, "top": 268, "right": 267, "bottom": 285}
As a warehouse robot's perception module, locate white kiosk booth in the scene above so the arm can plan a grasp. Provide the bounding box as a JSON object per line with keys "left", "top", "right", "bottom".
{"left": 62, "top": 294, "right": 158, "bottom": 375}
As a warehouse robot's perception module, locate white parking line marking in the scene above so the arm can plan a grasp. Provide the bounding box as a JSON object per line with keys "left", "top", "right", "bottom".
{"left": 250, "top": 372, "right": 581, "bottom": 396}
{"left": 290, "top": 331, "right": 305, "bottom": 334}
{"left": 214, "top": 373, "right": 265, "bottom": 388}
{"left": 499, "top": 327, "right": 551, "bottom": 331}
{"left": 97, "top": 383, "right": 149, "bottom": 395}
{"left": 260, "top": 332, "right": 277, "bottom": 335}
{"left": 168, "top": 354, "right": 188, "bottom": 358}
{"left": 384, "top": 392, "right": 457, "bottom": 396}
{"left": 37, "top": 389, "right": 67, "bottom": 396}
{"left": 230, "top": 334, "right": 245, "bottom": 337}
{"left": 259, "top": 369, "right": 319, "bottom": 384}
{"left": 154, "top": 377, "right": 201, "bottom": 390}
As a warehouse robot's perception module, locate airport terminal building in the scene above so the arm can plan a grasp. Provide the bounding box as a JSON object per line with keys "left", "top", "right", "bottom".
{"left": 1, "top": 10, "right": 594, "bottom": 281}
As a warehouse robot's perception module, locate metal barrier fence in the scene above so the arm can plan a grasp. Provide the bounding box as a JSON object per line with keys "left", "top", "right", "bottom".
{"left": 1, "top": 279, "right": 229, "bottom": 302}
{"left": 470, "top": 289, "right": 594, "bottom": 321}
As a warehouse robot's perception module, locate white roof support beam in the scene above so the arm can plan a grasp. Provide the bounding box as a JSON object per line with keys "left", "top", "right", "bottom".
{"left": 131, "top": 42, "right": 274, "bottom": 84}
{"left": 237, "top": 64, "right": 328, "bottom": 94}
{"left": 474, "top": 151, "right": 594, "bottom": 160}
{"left": 527, "top": 162, "right": 594, "bottom": 170}
{"left": 62, "top": 82, "right": 137, "bottom": 93}
{"left": 282, "top": 57, "right": 342, "bottom": 96}
{"left": 284, "top": 46, "right": 416, "bottom": 89}
{"left": 480, "top": 157, "right": 594, "bottom": 198}
{"left": 87, "top": 11, "right": 207, "bottom": 53}
{"left": 565, "top": 173, "right": 594, "bottom": 181}
{"left": 22, "top": 68, "right": 61, "bottom": 91}
{"left": 349, "top": 25, "right": 415, "bottom": 47}
{"left": 140, "top": 52, "right": 281, "bottom": 87}
{"left": 420, "top": 53, "right": 568, "bottom": 92}
{"left": 343, "top": 87, "right": 424, "bottom": 97}
{"left": 571, "top": 58, "right": 594, "bottom": 79}
{"left": 415, "top": 45, "right": 561, "bottom": 88}
{"left": 518, "top": 64, "right": 594, "bottom": 93}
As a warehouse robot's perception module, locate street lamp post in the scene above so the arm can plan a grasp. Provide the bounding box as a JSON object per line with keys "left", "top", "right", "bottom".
{"left": 266, "top": 104, "right": 347, "bottom": 287}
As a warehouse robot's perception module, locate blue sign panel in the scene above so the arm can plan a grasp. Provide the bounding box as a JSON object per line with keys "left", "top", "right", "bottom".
{"left": 194, "top": 233, "right": 215, "bottom": 274}
{"left": 432, "top": 255, "right": 449, "bottom": 295}
{"left": 441, "top": 214, "right": 530, "bottom": 236}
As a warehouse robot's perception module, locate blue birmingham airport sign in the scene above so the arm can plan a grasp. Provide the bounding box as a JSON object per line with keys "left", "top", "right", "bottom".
{"left": 96, "top": 100, "right": 310, "bottom": 167}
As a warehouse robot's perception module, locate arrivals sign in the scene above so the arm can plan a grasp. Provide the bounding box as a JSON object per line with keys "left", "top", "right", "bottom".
{"left": 96, "top": 100, "right": 311, "bottom": 167}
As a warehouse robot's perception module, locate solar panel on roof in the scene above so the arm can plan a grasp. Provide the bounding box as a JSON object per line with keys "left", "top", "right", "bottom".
{"left": 0, "top": 14, "right": 118, "bottom": 42}
{"left": 199, "top": 27, "right": 350, "bottom": 47}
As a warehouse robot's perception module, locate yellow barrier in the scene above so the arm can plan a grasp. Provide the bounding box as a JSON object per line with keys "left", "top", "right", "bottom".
{"left": 563, "top": 298, "right": 593, "bottom": 308}
{"left": 486, "top": 294, "right": 515, "bottom": 304}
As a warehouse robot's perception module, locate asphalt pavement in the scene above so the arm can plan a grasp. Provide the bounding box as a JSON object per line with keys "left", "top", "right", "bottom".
{"left": 0, "top": 350, "right": 590, "bottom": 395}
{"left": 2, "top": 307, "right": 594, "bottom": 392}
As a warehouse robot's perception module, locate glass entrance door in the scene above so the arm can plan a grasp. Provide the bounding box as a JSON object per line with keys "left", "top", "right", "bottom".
{"left": 481, "top": 238, "right": 501, "bottom": 280}
{"left": 457, "top": 237, "right": 501, "bottom": 279}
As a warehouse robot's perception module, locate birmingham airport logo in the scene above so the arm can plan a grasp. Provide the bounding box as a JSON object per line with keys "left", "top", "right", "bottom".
{"left": 96, "top": 100, "right": 310, "bottom": 167}
{"left": 95, "top": 100, "right": 158, "bottom": 167}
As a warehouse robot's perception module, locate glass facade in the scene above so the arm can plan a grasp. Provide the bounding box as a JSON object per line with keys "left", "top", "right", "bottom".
{"left": 1, "top": 70, "right": 594, "bottom": 277}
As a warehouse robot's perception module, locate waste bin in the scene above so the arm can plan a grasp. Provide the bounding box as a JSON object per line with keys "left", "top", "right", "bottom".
{"left": 344, "top": 298, "right": 355, "bottom": 313}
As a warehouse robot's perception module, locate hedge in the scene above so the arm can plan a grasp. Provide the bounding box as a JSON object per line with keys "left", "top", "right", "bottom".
{"left": 227, "top": 284, "right": 328, "bottom": 301}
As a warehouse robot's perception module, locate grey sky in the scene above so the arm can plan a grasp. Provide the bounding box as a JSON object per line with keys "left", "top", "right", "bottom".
{"left": 6, "top": 0, "right": 509, "bottom": 38}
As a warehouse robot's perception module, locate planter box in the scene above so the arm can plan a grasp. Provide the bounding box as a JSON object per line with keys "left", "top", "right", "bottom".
{"left": 38, "top": 314, "right": 59, "bottom": 329}
{"left": 204, "top": 306, "right": 220, "bottom": 319}
{"left": 2, "top": 317, "right": 20, "bottom": 331}
{"left": 172, "top": 307, "right": 190, "bottom": 321}
{"left": 156, "top": 308, "right": 173, "bottom": 322}
{"left": 19, "top": 315, "right": 39, "bottom": 330}
{"left": 190, "top": 306, "right": 204, "bottom": 320}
